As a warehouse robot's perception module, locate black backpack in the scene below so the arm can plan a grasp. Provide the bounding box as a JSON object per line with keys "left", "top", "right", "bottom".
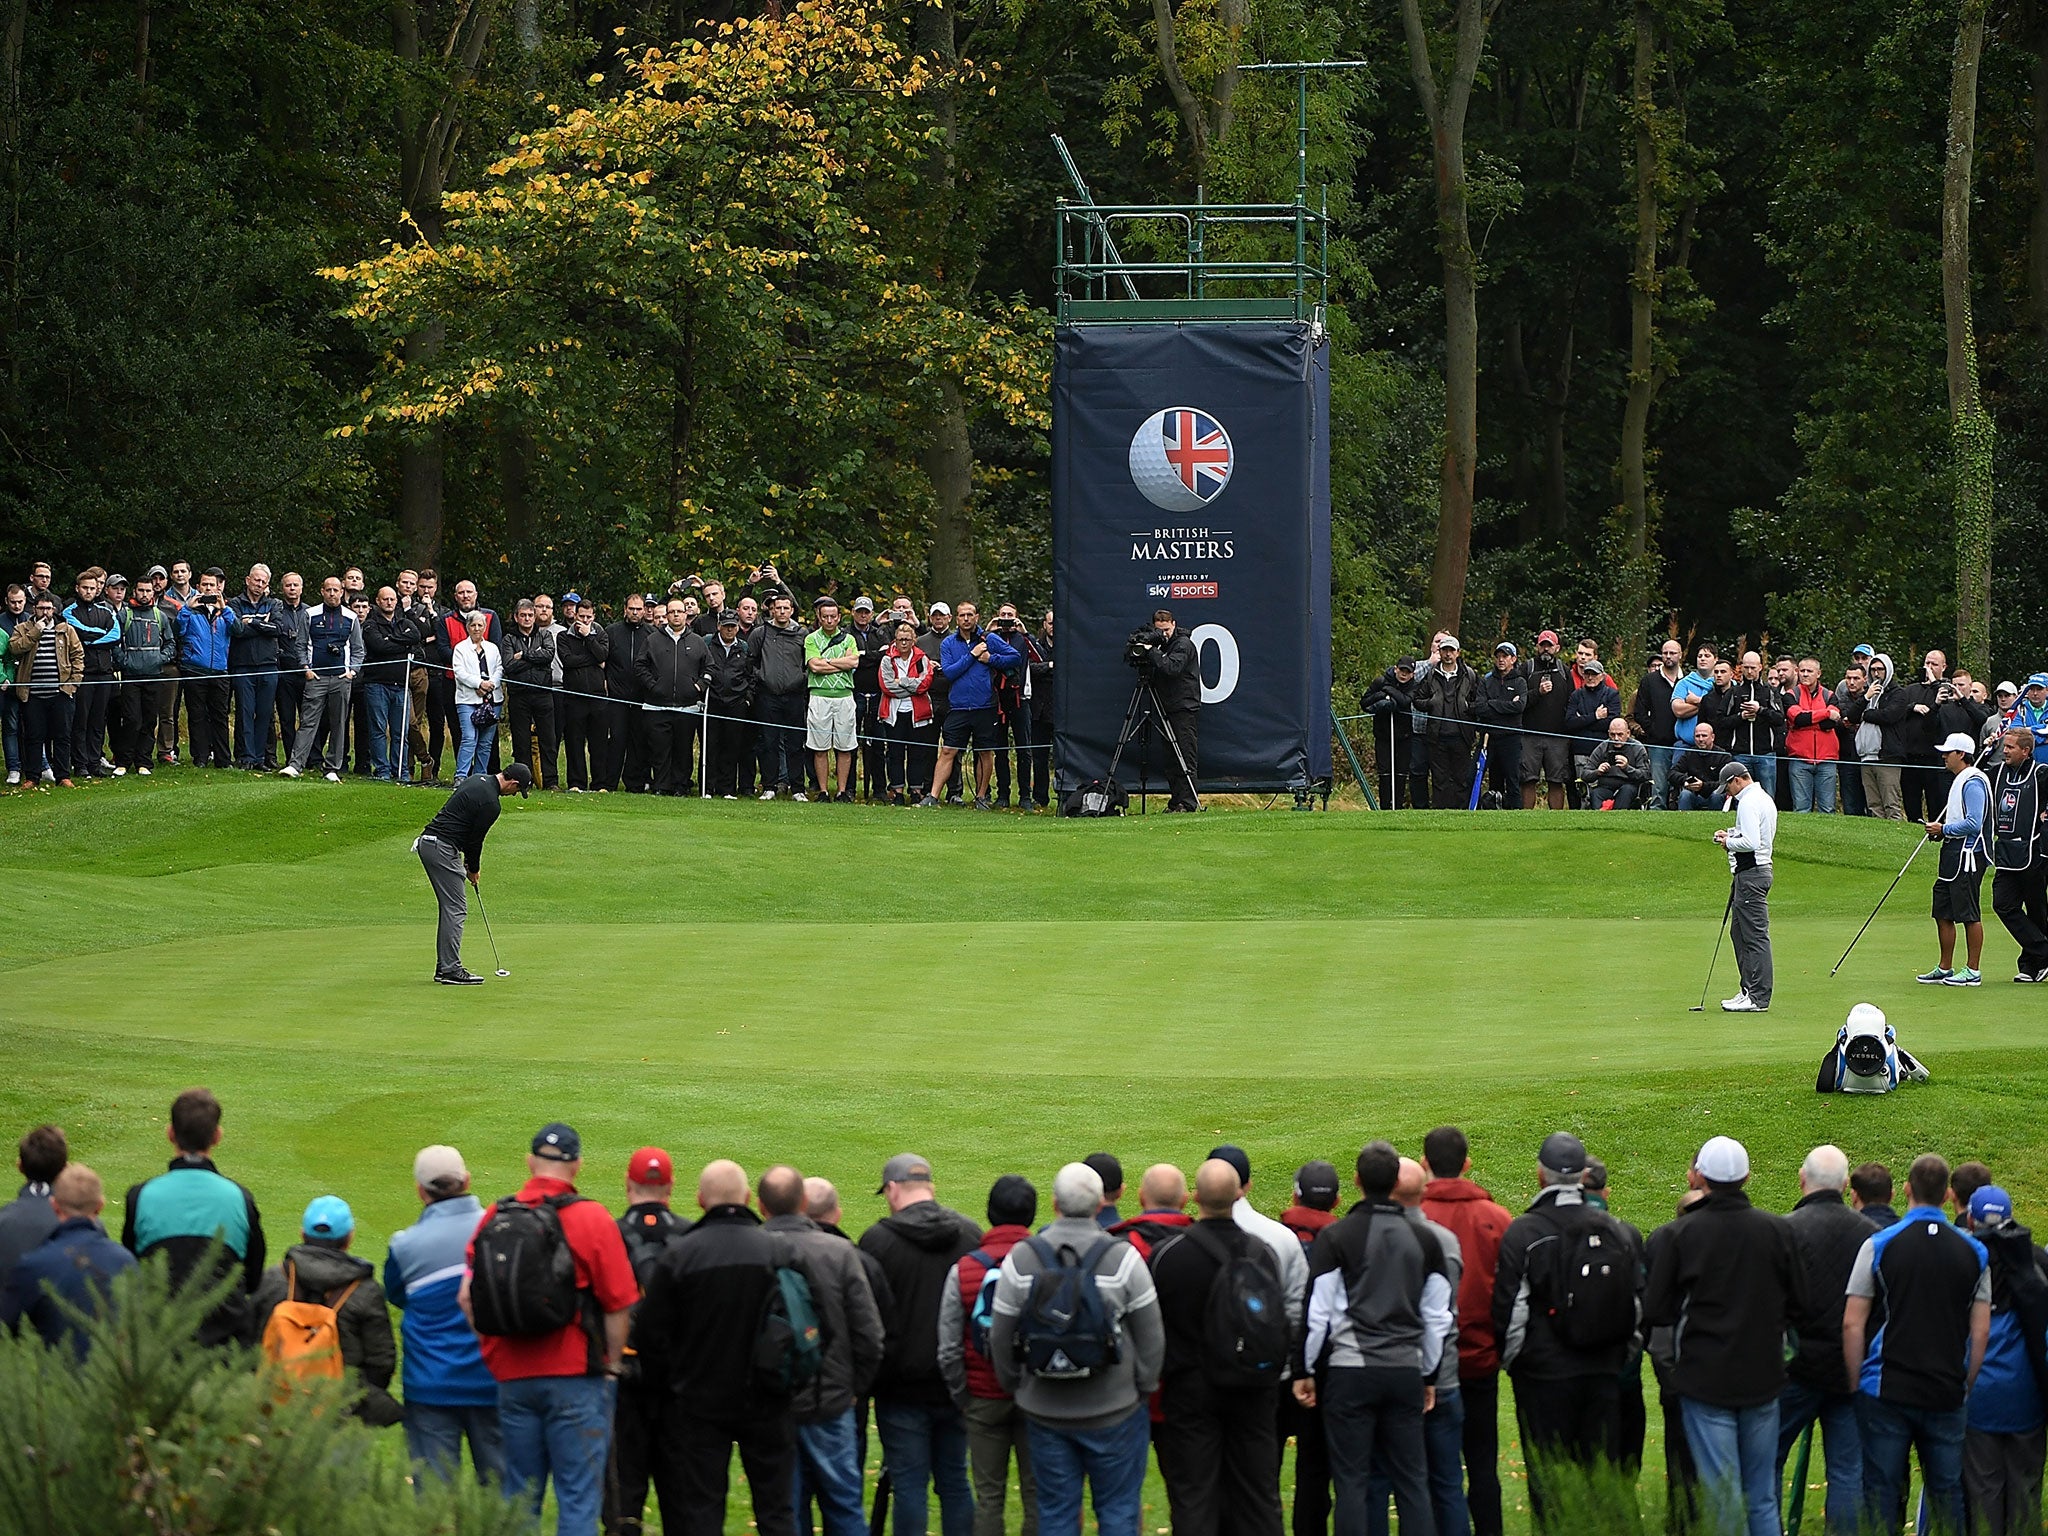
{"left": 1015, "top": 1236, "right": 1122, "bottom": 1379}
{"left": 470, "top": 1192, "right": 587, "bottom": 1337}
{"left": 1548, "top": 1210, "right": 1638, "bottom": 1351}
{"left": 1061, "top": 779, "right": 1128, "bottom": 818}
{"left": 1182, "top": 1225, "right": 1291, "bottom": 1389}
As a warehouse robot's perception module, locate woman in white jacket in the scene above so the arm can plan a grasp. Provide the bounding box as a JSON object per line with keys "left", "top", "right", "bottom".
{"left": 451, "top": 610, "right": 503, "bottom": 780}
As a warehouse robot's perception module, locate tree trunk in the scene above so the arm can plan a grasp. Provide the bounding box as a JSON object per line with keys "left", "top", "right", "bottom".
{"left": 1402, "top": 0, "right": 1505, "bottom": 637}
{"left": 912, "top": 0, "right": 979, "bottom": 605}
{"left": 1542, "top": 317, "right": 1574, "bottom": 536}
{"left": 923, "top": 377, "right": 977, "bottom": 603}
{"left": 1945, "top": 0, "right": 1993, "bottom": 675}
{"left": 2032, "top": 0, "right": 2048, "bottom": 344}
{"left": 1620, "top": 1, "right": 1657, "bottom": 560}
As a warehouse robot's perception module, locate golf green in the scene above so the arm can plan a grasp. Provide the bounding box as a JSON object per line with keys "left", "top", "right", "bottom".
{"left": 6, "top": 775, "right": 2040, "bottom": 1530}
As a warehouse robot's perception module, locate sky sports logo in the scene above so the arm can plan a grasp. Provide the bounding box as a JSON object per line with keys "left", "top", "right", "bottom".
{"left": 1147, "top": 581, "right": 1219, "bottom": 599}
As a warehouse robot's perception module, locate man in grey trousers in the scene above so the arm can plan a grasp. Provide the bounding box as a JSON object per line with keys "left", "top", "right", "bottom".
{"left": 414, "top": 762, "right": 529, "bottom": 985}
{"left": 1714, "top": 759, "right": 1778, "bottom": 1012}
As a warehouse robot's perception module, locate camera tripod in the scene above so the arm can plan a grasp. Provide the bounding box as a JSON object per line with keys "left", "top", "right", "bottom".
{"left": 1105, "top": 677, "right": 1199, "bottom": 815}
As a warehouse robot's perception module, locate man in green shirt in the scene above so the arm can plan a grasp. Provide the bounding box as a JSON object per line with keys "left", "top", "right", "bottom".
{"left": 805, "top": 597, "right": 860, "bottom": 803}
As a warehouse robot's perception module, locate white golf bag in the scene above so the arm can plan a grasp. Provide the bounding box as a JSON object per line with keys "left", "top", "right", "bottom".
{"left": 1817, "top": 1003, "right": 1929, "bottom": 1094}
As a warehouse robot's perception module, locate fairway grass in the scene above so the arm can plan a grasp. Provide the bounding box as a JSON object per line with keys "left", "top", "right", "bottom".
{"left": 8, "top": 775, "right": 2044, "bottom": 1531}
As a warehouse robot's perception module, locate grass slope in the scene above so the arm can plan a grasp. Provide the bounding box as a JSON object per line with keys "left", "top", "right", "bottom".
{"left": 7, "top": 776, "right": 2040, "bottom": 1529}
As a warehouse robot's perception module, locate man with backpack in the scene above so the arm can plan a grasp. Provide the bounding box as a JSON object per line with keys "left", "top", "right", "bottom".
{"left": 253, "top": 1195, "right": 400, "bottom": 1426}
{"left": 631, "top": 1160, "right": 808, "bottom": 1536}
{"left": 1956, "top": 1185, "right": 2048, "bottom": 1534}
{"left": 121, "top": 1087, "right": 266, "bottom": 1348}
{"left": 1294, "top": 1141, "right": 1452, "bottom": 1536}
{"left": 938, "top": 1176, "right": 1041, "bottom": 1536}
{"left": 461, "top": 1122, "right": 639, "bottom": 1536}
{"left": 859, "top": 1153, "right": 983, "bottom": 1536}
{"left": 385, "top": 1145, "right": 502, "bottom": 1485}
{"left": 1150, "top": 1158, "right": 1290, "bottom": 1536}
{"left": 1643, "top": 1136, "right": 1810, "bottom": 1536}
{"left": 607, "top": 1147, "right": 692, "bottom": 1536}
{"left": 760, "top": 1163, "right": 886, "bottom": 1536}
{"left": 989, "top": 1162, "right": 1165, "bottom": 1536}
{"left": 1488, "top": 1132, "right": 1642, "bottom": 1531}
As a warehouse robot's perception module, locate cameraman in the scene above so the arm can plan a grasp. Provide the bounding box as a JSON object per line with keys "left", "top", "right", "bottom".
{"left": 1143, "top": 609, "right": 1201, "bottom": 812}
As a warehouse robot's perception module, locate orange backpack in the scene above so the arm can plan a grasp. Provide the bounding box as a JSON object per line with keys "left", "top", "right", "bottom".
{"left": 261, "top": 1259, "right": 359, "bottom": 1384}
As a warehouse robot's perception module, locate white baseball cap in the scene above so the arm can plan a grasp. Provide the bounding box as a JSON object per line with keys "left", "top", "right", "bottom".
{"left": 1937, "top": 732, "right": 1978, "bottom": 755}
{"left": 1694, "top": 1135, "right": 1750, "bottom": 1184}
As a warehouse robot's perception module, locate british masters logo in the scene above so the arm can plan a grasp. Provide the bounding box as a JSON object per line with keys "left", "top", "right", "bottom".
{"left": 1128, "top": 407, "right": 1232, "bottom": 513}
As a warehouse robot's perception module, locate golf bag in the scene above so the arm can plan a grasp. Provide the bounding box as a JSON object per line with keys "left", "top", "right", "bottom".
{"left": 1817, "top": 1003, "right": 1929, "bottom": 1094}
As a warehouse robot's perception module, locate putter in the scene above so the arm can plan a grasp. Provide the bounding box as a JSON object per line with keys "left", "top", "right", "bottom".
{"left": 1691, "top": 888, "right": 1735, "bottom": 1012}
{"left": 473, "top": 885, "right": 511, "bottom": 977}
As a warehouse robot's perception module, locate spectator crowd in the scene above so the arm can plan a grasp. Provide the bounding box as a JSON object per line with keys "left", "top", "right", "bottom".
{"left": 1361, "top": 630, "right": 2045, "bottom": 818}
{"left": 6, "top": 1093, "right": 2045, "bottom": 1536}
{"left": 1, "top": 559, "right": 1056, "bottom": 809}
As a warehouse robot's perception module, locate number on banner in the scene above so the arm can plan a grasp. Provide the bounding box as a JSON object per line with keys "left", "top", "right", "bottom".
{"left": 1190, "top": 624, "right": 1239, "bottom": 704}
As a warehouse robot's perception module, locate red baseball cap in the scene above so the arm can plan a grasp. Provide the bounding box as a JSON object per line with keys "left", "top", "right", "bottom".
{"left": 628, "top": 1147, "right": 673, "bottom": 1186}
{"left": 1537, "top": 629, "right": 1560, "bottom": 646}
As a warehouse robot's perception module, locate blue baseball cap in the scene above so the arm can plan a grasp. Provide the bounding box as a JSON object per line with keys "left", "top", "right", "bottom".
{"left": 302, "top": 1195, "right": 354, "bottom": 1240}
{"left": 1851, "top": 643, "right": 1875, "bottom": 659}
{"left": 532, "top": 1122, "right": 582, "bottom": 1161}
{"left": 1970, "top": 1186, "right": 2014, "bottom": 1226}
{"left": 2027, "top": 673, "right": 2048, "bottom": 692}
{"left": 561, "top": 591, "right": 584, "bottom": 607}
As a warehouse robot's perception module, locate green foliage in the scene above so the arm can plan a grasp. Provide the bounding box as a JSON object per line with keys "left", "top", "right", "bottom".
{"left": 0, "top": 1257, "right": 524, "bottom": 1536}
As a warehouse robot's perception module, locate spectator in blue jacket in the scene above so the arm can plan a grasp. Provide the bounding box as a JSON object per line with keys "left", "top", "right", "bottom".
{"left": 1, "top": 1165, "right": 136, "bottom": 1357}
{"left": 173, "top": 570, "right": 236, "bottom": 769}
{"left": 385, "top": 1144, "right": 503, "bottom": 1484}
{"left": 922, "top": 601, "right": 1018, "bottom": 811}
{"left": 1958, "top": 1185, "right": 2048, "bottom": 1535}
{"left": 227, "top": 564, "right": 291, "bottom": 769}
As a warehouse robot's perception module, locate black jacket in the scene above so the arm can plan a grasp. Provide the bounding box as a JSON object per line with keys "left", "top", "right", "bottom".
{"left": 1150, "top": 1217, "right": 1273, "bottom": 1405}
{"left": 362, "top": 610, "right": 423, "bottom": 685}
{"left": 1704, "top": 678, "right": 1786, "bottom": 757}
{"left": 1030, "top": 631, "right": 1055, "bottom": 727}
{"left": 1149, "top": 631, "right": 1201, "bottom": 713}
{"left": 1360, "top": 668, "right": 1414, "bottom": 725}
{"left": 1519, "top": 657, "right": 1572, "bottom": 735}
{"left": 1412, "top": 663, "right": 1479, "bottom": 742}
{"left": 1491, "top": 1185, "right": 1642, "bottom": 1381}
{"left": 1870, "top": 677, "right": 1941, "bottom": 757}
{"left": 557, "top": 624, "right": 611, "bottom": 697}
{"left": 705, "top": 633, "right": 754, "bottom": 708}
{"left": 1564, "top": 682, "right": 1623, "bottom": 743}
{"left": 848, "top": 620, "right": 887, "bottom": 695}
{"left": 1643, "top": 1188, "right": 1811, "bottom": 1409}
{"left": 605, "top": 619, "right": 654, "bottom": 702}
{"left": 1473, "top": 667, "right": 1528, "bottom": 731}
{"left": 636, "top": 625, "right": 710, "bottom": 707}
{"left": 635, "top": 1204, "right": 791, "bottom": 1417}
{"left": 764, "top": 1212, "right": 887, "bottom": 1423}
{"left": 1672, "top": 745, "right": 1730, "bottom": 800}
{"left": 1783, "top": 1189, "right": 1878, "bottom": 1393}
{"left": 1935, "top": 689, "right": 1993, "bottom": 747}
{"left": 121, "top": 1155, "right": 266, "bottom": 1348}
{"left": 1632, "top": 668, "right": 1682, "bottom": 747}
{"left": 502, "top": 625, "right": 557, "bottom": 692}
{"left": 410, "top": 600, "right": 455, "bottom": 668}
{"left": 858, "top": 1200, "right": 982, "bottom": 1407}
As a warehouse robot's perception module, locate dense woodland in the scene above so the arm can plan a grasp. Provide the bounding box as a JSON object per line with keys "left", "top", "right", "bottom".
{"left": 6, "top": 0, "right": 2048, "bottom": 688}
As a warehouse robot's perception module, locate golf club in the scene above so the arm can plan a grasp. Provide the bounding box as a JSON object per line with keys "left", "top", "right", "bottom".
{"left": 1690, "top": 887, "right": 1735, "bottom": 1011}
{"left": 473, "top": 883, "right": 511, "bottom": 977}
{"left": 1831, "top": 734, "right": 1996, "bottom": 977}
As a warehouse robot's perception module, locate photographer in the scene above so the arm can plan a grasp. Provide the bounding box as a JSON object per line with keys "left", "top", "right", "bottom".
{"left": 555, "top": 595, "right": 610, "bottom": 791}
{"left": 1580, "top": 716, "right": 1651, "bottom": 810}
{"left": 1413, "top": 637, "right": 1479, "bottom": 808}
{"left": 703, "top": 609, "right": 753, "bottom": 797}
{"left": 173, "top": 569, "right": 236, "bottom": 768}
{"left": 987, "top": 602, "right": 1038, "bottom": 809}
{"left": 1140, "top": 608, "right": 1201, "bottom": 812}
{"left": 1518, "top": 630, "right": 1572, "bottom": 809}
{"left": 921, "top": 601, "right": 1018, "bottom": 809}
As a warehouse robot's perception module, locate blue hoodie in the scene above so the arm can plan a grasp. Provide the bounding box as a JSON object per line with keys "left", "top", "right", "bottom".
{"left": 174, "top": 602, "right": 235, "bottom": 674}
{"left": 1673, "top": 669, "right": 1714, "bottom": 745}
{"left": 938, "top": 625, "right": 1019, "bottom": 713}
{"left": 384, "top": 1194, "right": 497, "bottom": 1407}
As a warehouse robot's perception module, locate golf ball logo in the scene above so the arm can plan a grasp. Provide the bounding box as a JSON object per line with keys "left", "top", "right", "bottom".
{"left": 1129, "top": 407, "right": 1233, "bottom": 513}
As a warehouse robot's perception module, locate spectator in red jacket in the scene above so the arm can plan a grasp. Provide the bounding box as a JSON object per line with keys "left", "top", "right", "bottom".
{"left": 1783, "top": 657, "right": 1842, "bottom": 814}
{"left": 1421, "top": 1125, "right": 1514, "bottom": 1536}
{"left": 1107, "top": 1165, "right": 1193, "bottom": 1261}
{"left": 1281, "top": 1161, "right": 1341, "bottom": 1253}
{"left": 938, "top": 1176, "right": 1040, "bottom": 1536}
{"left": 1276, "top": 1159, "right": 1342, "bottom": 1536}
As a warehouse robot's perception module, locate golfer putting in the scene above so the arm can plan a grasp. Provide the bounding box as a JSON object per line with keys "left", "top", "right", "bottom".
{"left": 1919, "top": 731, "right": 1991, "bottom": 986}
{"left": 1712, "top": 759, "right": 1776, "bottom": 1012}
{"left": 414, "top": 763, "right": 530, "bottom": 985}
